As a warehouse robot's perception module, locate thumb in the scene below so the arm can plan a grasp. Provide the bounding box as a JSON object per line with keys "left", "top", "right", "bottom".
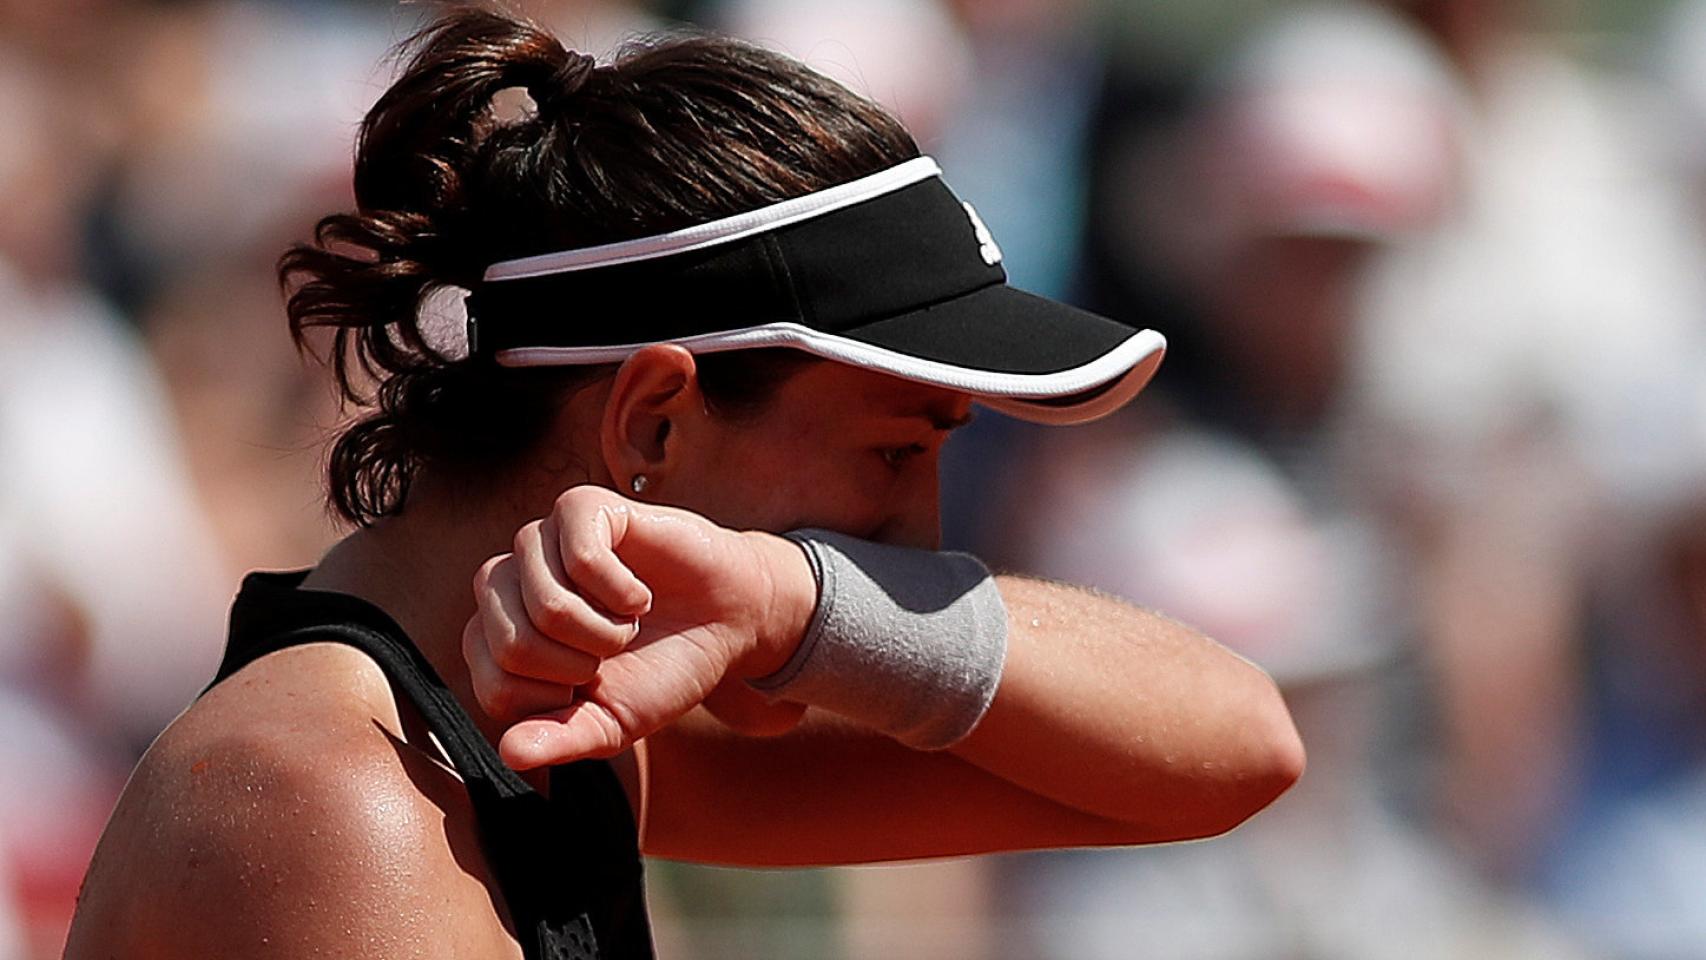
{"left": 499, "top": 700, "right": 630, "bottom": 770}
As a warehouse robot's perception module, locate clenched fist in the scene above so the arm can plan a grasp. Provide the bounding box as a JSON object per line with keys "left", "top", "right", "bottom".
{"left": 464, "top": 485, "right": 816, "bottom": 769}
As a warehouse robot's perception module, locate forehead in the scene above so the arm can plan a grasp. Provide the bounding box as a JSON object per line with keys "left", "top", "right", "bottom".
{"left": 769, "top": 360, "right": 973, "bottom": 422}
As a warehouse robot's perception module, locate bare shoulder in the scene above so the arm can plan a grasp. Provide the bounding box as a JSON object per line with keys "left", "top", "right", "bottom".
{"left": 67, "top": 643, "right": 522, "bottom": 960}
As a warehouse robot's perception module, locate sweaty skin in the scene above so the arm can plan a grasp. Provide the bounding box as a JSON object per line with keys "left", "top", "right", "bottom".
{"left": 68, "top": 350, "right": 1302, "bottom": 957}
{"left": 467, "top": 485, "right": 1304, "bottom": 865}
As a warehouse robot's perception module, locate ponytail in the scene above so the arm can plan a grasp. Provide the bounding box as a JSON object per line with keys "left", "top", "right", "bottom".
{"left": 283, "top": 10, "right": 575, "bottom": 393}
{"left": 281, "top": 10, "right": 594, "bottom": 523}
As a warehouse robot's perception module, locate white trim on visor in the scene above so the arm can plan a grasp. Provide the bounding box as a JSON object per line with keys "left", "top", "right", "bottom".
{"left": 496, "top": 322, "right": 1167, "bottom": 426}
{"left": 483, "top": 156, "right": 945, "bottom": 282}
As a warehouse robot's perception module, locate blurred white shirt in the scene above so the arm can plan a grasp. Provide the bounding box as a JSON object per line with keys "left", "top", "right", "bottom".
{"left": 0, "top": 259, "right": 230, "bottom": 739}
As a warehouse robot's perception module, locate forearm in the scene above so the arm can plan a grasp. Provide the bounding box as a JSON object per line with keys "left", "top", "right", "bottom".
{"left": 951, "top": 576, "right": 1305, "bottom": 836}
{"left": 748, "top": 533, "right": 1304, "bottom": 836}
{"left": 467, "top": 500, "right": 1302, "bottom": 841}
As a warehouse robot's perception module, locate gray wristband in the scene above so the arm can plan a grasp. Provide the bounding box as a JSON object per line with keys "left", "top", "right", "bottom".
{"left": 747, "top": 529, "right": 1009, "bottom": 750}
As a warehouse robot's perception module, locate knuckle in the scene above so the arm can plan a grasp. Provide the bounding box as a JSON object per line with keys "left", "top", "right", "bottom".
{"left": 575, "top": 656, "right": 603, "bottom": 684}
{"left": 461, "top": 618, "right": 486, "bottom": 662}
{"left": 594, "top": 618, "right": 639, "bottom": 656}
{"left": 564, "top": 542, "right": 602, "bottom": 577}
{"left": 477, "top": 678, "right": 514, "bottom": 719}
{"left": 558, "top": 653, "right": 598, "bottom": 685}
{"left": 567, "top": 624, "right": 619, "bottom": 660}
{"left": 531, "top": 592, "right": 581, "bottom": 637}
{"left": 590, "top": 707, "right": 627, "bottom": 756}
{"left": 513, "top": 521, "right": 543, "bottom": 558}
{"left": 489, "top": 623, "right": 527, "bottom": 670}
{"left": 472, "top": 555, "right": 501, "bottom": 595}
{"left": 556, "top": 485, "right": 598, "bottom": 515}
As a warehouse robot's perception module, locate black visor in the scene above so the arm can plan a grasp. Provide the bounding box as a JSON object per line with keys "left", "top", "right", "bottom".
{"left": 465, "top": 157, "right": 1164, "bottom": 424}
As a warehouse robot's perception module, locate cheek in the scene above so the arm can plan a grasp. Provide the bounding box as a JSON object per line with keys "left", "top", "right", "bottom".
{"left": 678, "top": 428, "right": 892, "bottom": 534}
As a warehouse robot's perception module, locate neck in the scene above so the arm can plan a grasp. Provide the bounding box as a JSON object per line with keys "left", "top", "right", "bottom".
{"left": 303, "top": 473, "right": 571, "bottom": 748}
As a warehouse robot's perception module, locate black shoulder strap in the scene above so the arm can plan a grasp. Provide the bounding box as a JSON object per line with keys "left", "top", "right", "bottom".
{"left": 212, "top": 572, "right": 653, "bottom": 960}
{"left": 216, "top": 573, "right": 527, "bottom": 798}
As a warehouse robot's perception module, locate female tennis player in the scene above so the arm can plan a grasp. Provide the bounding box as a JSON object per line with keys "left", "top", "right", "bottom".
{"left": 67, "top": 9, "right": 1302, "bottom": 959}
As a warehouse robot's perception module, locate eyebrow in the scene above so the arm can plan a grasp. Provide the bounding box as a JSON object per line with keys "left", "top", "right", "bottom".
{"left": 870, "top": 395, "right": 978, "bottom": 432}
{"left": 920, "top": 409, "right": 977, "bottom": 432}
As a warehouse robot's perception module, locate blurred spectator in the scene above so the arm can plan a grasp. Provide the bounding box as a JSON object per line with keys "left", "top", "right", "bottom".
{"left": 933, "top": 0, "right": 1099, "bottom": 299}
{"left": 1354, "top": 0, "right": 1706, "bottom": 882}
{"left": 1544, "top": 496, "right": 1706, "bottom": 958}
{"left": 529, "top": 0, "right": 667, "bottom": 58}
{"left": 1528, "top": 2, "right": 1706, "bottom": 954}
{"left": 923, "top": 0, "right": 1111, "bottom": 564}
{"left": 980, "top": 5, "right": 1585, "bottom": 956}
{"left": 714, "top": 0, "right": 972, "bottom": 141}
{"left": 1085, "top": 1, "right": 1460, "bottom": 443}
{"left": 991, "top": 418, "right": 1582, "bottom": 959}
{"left": 0, "top": 264, "right": 230, "bottom": 744}
{"left": 96, "top": 1, "right": 397, "bottom": 313}
{"left": 1, "top": 2, "right": 414, "bottom": 953}
{"left": 1, "top": 17, "right": 232, "bottom": 956}
{"left": 140, "top": 262, "right": 345, "bottom": 574}
{"left": 91, "top": 2, "right": 417, "bottom": 574}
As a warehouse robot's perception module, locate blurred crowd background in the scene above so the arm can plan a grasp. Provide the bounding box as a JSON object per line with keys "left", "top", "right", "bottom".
{"left": 4, "top": 0, "right": 1706, "bottom": 956}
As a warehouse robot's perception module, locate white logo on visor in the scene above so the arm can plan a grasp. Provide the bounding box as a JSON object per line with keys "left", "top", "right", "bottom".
{"left": 962, "top": 202, "right": 1003, "bottom": 266}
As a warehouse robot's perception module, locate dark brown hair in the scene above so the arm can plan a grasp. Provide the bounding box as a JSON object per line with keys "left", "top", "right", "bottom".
{"left": 280, "top": 7, "right": 919, "bottom": 525}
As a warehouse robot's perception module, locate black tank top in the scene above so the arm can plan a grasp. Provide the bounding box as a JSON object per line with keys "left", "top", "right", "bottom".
{"left": 208, "top": 571, "right": 656, "bottom": 960}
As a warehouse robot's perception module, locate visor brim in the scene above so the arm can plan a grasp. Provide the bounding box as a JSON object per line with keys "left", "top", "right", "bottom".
{"left": 827, "top": 284, "right": 1165, "bottom": 425}
{"left": 495, "top": 284, "right": 1165, "bottom": 425}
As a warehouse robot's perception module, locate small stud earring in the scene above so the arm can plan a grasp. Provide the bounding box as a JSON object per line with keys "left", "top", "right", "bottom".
{"left": 630, "top": 474, "right": 649, "bottom": 495}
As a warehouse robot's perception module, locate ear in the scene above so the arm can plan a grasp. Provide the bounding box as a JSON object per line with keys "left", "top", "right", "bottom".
{"left": 599, "top": 344, "right": 703, "bottom": 496}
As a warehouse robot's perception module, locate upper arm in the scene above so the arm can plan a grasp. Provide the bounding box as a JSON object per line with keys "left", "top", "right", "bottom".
{"left": 68, "top": 658, "right": 522, "bottom": 959}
